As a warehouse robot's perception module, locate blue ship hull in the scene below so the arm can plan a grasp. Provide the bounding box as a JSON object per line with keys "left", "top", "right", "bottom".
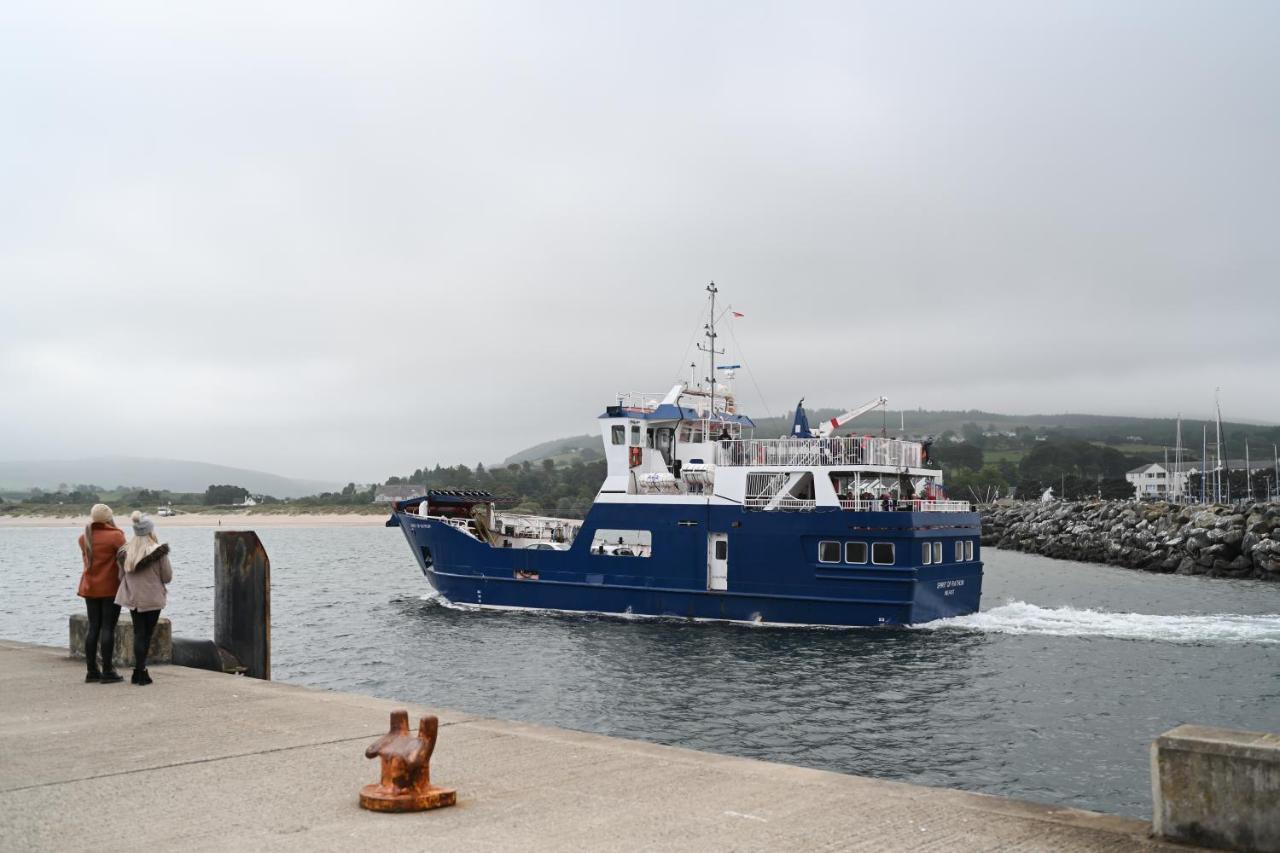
{"left": 389, "top": 502, "right": 983, "bottom": 627}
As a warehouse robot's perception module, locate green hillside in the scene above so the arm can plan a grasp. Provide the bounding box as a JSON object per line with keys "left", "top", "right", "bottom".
{"left": 488, "top": 408, "right": 1278, "bottom": 506}
{"left": 504, "top": 409, "right": 1279, "bottom": 465}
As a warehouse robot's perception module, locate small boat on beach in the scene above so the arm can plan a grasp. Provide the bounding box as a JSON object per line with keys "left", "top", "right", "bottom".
{"left": 388, "top": 285, "right": 983, "bottom": 626}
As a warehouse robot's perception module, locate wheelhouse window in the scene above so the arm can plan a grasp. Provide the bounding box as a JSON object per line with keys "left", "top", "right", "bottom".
{"left": 818, "top": 541, "right": 841, "bottom": 563}
{"left": 965, "top": 540, "right": 975, "bottom": 561}
{"left": 933, "top": 542, "right": 943, "bottom": 564}
{"left": 955, "top": 540, "right": 964, "bottom": 562}
{"left": 922, "top": 543, "right": 933, "bottom": 565}
{"left": 611, "top": 425, "right": 626, "bottom": 445}
{"left": 631, "top": 424, "right": 642, "bottom": 446}
{"left": 872, "top": 542, "right": 895, "bottom": 565}
{"left": 844, "top": 542, "right": 867, "bottom": 564}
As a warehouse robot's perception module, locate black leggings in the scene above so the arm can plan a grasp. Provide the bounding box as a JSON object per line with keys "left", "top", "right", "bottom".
{"left": 84, "top": 597, "right": 121, "bottom": 670}
{"left": 131, "top": 609, "right": 161, "bottom": 671}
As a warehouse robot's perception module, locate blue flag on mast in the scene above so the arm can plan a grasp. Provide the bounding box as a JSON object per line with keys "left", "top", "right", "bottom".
{"left": 791, "top": 399, "right": 812, "bottom": 438}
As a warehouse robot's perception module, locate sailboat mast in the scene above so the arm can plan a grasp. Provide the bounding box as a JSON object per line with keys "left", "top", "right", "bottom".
{"left": 1175, "top": 414, "right": 1183, "bottom": 503}
{"left": 1215, "top": 389, "right": 1224, "bottom": 504}
{"left": 1246, "top": 438, "right": 1252, "bottom": 502}
{"left": 1202, "top": 425, "right": 1208, "bottom": 504}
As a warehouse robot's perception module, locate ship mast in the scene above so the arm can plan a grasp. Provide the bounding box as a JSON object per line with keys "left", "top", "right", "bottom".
{"left": 696, "top": 281, "right": 725, "bottom": 421}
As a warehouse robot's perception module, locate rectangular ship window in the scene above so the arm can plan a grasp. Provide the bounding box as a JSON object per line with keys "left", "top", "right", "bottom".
{"left": 818, "top": 541, "right": 840, "bottom": 563}
{"left": 715, "top": 540, "right": 727, "bottom": 560}
{"left": 631, "top": 424, "right": 642, "bottom": 446}
{"left": 922, "top": 543, "right": 933, "bottom": 565}
{"left": 611, "top": 425, "right": 625, "bottom": 445}
{"left": 933, "top": 542, "right": 943, "bottom": 564}
{"left": 844, "top": 542, "right": 867, "bottom": 564}
{"left": 872, "top": 543, "right": 895, "bottom": 565}
{"left": 955, "top": 540, "right": 964, "bottom": 562}
{"left": 965, "top": 540, "right": 975, "bottom": 561}
{"left": 590, "top": 529, "right": 652, "bottom": 557}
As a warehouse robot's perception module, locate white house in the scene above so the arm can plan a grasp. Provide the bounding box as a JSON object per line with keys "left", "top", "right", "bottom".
{"left": 373, "top": 484, "right": 427, "bottom": 503}
{"left": 1125, "top": 463, "right": 1191, "bottom": 500}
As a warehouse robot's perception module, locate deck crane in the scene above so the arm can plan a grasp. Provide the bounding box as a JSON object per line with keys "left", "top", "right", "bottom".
{"left": 814, "top": 396, "right": 888, "bottom": 438}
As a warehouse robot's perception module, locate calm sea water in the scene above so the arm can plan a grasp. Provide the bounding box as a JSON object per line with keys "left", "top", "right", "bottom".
{"left": 3, "top": 524, "right": 1278, "bottom": 818}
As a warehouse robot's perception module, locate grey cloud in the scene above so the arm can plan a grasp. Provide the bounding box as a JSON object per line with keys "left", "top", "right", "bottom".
{"left": 1, "top": 1, "right": 1276, "bottom": 480}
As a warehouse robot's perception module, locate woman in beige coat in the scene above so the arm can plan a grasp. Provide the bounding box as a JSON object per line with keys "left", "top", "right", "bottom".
{"left": 115, "top": 512, "right": 172, "bottom": 685}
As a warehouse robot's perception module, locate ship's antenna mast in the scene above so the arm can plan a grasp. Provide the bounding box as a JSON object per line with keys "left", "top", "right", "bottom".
{"left": 696, "top": 281, "right": 725, "bottom": 419}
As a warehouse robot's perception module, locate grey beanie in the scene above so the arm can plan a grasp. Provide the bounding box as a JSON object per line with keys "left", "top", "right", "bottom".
{"left": 131, "top": 510, "right": 155, "bottom": 537}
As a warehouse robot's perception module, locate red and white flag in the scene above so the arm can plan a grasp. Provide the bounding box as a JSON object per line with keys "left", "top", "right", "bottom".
{"left": 731, "top": 311, "right": 744, "bottom": 318}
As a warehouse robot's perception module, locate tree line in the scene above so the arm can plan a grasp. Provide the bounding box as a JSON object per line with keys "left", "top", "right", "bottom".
{"left": 388, "top": 459, "right": 608, "bottom": 518}
{"left": 934, "top": 439, "right": 1143, "bottom": 501}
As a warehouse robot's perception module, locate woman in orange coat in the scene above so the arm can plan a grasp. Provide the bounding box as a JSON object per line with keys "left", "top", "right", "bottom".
{"left": 77, "top": 504, "right": 127, "bottom": 683}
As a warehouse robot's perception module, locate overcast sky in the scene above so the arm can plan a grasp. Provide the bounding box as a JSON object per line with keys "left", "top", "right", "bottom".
{"left": 2, "top": 1, "right": 1277, "bottom": 482}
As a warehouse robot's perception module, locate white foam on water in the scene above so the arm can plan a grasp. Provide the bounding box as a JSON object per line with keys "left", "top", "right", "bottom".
{"left": 917, "top": 601, "right": 1280, "bottom": 645}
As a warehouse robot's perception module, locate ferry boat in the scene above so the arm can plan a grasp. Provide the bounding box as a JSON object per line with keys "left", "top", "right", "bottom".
{"left": 388, "top": 285, "right": 983, "bottom": 626}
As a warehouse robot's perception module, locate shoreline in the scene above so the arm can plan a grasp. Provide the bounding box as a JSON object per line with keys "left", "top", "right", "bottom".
{"left": 0, "top": 511, "right": 387, "bottom": 528}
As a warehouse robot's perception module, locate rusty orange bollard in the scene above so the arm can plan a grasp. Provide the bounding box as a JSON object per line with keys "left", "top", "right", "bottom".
{"left": 359, "top": 710, "right": 457, "bottom": 812}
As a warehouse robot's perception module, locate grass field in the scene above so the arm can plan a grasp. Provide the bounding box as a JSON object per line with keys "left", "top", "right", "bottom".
{"left": 981, "top": 449, "right": 1026, "bottom": 464}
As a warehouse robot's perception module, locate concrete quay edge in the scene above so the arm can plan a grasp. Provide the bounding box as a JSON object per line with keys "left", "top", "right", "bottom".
{"left": 1155, "top": 723, "right": 1280, "bottom": 761}
{"left": 0, "top": 640, "right": 1198, "bottom": 852}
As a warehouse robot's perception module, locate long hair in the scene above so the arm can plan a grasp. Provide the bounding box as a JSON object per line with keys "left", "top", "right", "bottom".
{"left": 123, "top": 511, "right": 159, "bottom": 572}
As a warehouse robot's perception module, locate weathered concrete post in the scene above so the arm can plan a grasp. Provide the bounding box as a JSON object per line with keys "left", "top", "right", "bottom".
{"left": 1152, "top": 724, "right": 1280, "bottom": 852}
{"left": 213, "top": 531, "right": 271, "bottom": 680}
{"left": 69, "top": 614, "right": 172, "bottom": 666}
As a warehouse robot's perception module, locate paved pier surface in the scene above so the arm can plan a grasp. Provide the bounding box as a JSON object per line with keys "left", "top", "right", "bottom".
{"left": 0, "top": 641, "right": 1195, "bottom": 852}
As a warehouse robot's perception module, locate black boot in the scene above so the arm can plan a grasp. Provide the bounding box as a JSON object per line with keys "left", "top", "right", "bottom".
{"left": 85, "top": 666, "right": 101, "bottom": 683}
{"left": 135, "top": 669, "right": 152, "bottom": 686}
{"left": 99, "top": 663, "right": 124, "bottom": 684}
{"left": 130, "top": 669, "right": 141, "bottom": 684}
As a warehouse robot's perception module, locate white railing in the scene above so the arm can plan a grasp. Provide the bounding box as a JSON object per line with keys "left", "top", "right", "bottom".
{"left": 839, "top": 499, "right": 971, "bottom": 512}
{"left": 613, "top": 391, "right": 669, "bottom": 412}
{"left": 742, "top": 497, "right": 969, "bottom": 512}
{"left": 743, "top": 497, "right": 817, "bottom": 511}
{"left": 716, "top": 437, "right": 923, "bottom": 468}
{"left": 496, "top": 513, "right": 579, "bottom": 543}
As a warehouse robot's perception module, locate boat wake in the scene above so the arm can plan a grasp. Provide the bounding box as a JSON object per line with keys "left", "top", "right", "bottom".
{"left": 918, "top": 601, "right": 1280, "bottom": 645}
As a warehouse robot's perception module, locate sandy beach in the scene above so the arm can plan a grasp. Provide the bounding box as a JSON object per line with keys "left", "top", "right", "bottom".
{"left": 0, "top": 512, "right": 387, "bottom": 529}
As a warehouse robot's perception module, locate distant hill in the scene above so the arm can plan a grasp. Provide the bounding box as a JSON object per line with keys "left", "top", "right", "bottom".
{"left": 503, "top": 409, "right": 1280, "bottom": 465}
{"left": 0, "top": 457, "right": 338, "bottom": 499}
{"left": 503, "top": 435, "right": 602, "bottom": 466}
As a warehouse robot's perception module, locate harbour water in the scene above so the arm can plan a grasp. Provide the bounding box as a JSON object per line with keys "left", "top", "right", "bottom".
{"left": 3, "top": 524, "right": 1278, "bottom": 818}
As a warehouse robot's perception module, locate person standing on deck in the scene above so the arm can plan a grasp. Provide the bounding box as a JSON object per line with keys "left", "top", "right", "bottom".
{"left": 114, "top": 512, "right": 172, "bottom": 686}
{"left": 77, "top": 504, "right": 127, "bottom": 683}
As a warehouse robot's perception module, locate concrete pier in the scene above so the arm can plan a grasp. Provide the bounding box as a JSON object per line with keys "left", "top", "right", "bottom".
{"left": 1152, "top": 724, "right": 1280, "bottom": 851}
{"left": 0, "top": 640, "right": 1199, "bottom": 852}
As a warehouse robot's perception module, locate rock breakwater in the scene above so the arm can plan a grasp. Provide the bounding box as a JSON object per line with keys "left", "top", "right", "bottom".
{"left": 982, "top": 501, "right": 1280, "bottom": 580}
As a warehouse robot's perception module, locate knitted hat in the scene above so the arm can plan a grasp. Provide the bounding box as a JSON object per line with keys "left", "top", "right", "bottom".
{"left": 89, "top": 504, "right": 114, "bottom": 525}
{"left": 130, "top": 510, "right": 155, "bottom": 537}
